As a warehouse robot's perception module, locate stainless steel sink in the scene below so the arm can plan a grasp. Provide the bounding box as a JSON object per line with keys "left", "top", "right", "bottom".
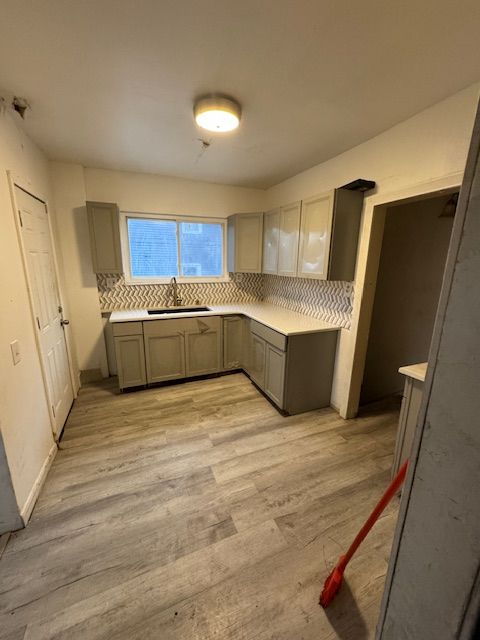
{"left": 147, "top": 306, "right": 211, "bottom": 315}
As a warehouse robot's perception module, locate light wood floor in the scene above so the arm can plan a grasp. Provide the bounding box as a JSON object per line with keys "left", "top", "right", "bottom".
{"left": 0, "top": 373, "right": 400, "bottom": 640}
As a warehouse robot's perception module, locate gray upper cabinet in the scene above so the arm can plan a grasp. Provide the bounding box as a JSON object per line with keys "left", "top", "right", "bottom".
{"left": 228, "top": 212, "right": 263, "bottom": 273}
{"left": 278, "top": 201, "right": 301, "bottom": 277}
{"left": 262, "top": 203, "right": 301, "bottom": 277}
{"left": 262, "top": 209, "right": 280, "bottom": 274}
{"left": 297, "top": 188, "right": 363, "bottom": 281}
{"left": 86, "top": 201, "right": 122, "bottom": 273}
{"left": 297, "top": 192, "right": 333, "bottom": 280}
{"left": 327, "top": 188, "right": 364, "bottom": 281}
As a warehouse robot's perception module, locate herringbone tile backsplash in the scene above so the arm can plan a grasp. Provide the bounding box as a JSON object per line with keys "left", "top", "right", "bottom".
{"left": 98, "top": 273, "right": 354, "bottom": 328}
{"left": 97, "top": 273, "right": 263, "bottom": 310}
{"left": 263, "top": 275, "right": 353, "bottom": 328}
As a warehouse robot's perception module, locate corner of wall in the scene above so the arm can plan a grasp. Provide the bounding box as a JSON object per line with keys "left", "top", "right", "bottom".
{"left": 50, "top": 162, "right": 109, "bottom": 380}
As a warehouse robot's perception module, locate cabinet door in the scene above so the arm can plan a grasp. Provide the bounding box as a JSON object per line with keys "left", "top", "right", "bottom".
{"left": 114, "top": 335, "right": 146, "bottom": 389}
{"left": 86, "top": 201, "right": 122, "bottom": 273}
{"left": 392, "top": 378, "right": 424, "bottom": 477}
{"left": 264, "top": 344, "right": 286, "bottom": 408}
{"left": 235, "top": 213, "right": 264, "bottom": 272}
{"left": 278, "top": 202, "right": 301, "bottom": 277}
{"left": 297, "top": 192, "right": 334, "bottom": 280}
{"left": 185, "top": 317, "right": 222, "bottom": 376}
{"left": 223, "top": 316, "right": 243, "bottom": 370}
{"left": 145, "top": 331, "right": 185, "bottom": 383}
{"left": 249, "top": 334, "right": 266, "bottom": 389}
{"left": 262, "top": 209, "right": 280, "bottom": 274}
{"left": 242, "top": 318, "right": 253, "bottom": 376}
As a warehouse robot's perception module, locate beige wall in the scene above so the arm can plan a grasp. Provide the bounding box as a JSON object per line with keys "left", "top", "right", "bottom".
{"left": 266, "top": 82, "right": 480, "bottom": 416}
{"left": 50, "top": 163, "right": 108, "bottom": 378}
{"left": 361, "top": 195, "right": 454, "bottom": 404}
{"left": 84, "top": 167, "right": 267, "bottom": 216}
{"left": 0, "top": 110, "right": 74, "bottom": 528}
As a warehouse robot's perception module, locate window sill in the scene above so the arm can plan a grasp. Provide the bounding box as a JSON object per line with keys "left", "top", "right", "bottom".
{"left": 124, "top": 276, "right": 232, "bottom": 285}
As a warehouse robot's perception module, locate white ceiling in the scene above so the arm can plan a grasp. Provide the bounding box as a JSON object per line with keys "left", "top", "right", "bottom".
{"left": 1, "top": 1, "right": 480, "bottom": 188}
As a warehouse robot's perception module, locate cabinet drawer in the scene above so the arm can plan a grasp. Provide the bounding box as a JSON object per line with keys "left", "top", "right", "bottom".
{"left": 183, "top": 316, "right": 221, "bottom": 334}
{"left": 250, "top": 319, "right": 286, "bottom": 351}
{"left": 112, "top": 321, "right": 143, "bottom": 336}
{"left": 144, "top": 316, "right": 220, "bottom": 337}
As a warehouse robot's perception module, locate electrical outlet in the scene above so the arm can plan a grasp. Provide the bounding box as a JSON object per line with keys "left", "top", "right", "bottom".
{"left": 10, "top": 340, "right": 21, "bottom": 365}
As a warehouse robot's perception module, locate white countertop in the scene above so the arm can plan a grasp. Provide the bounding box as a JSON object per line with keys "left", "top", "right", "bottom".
{"left": 398, "top": 362, "right": 428, "bottom": 382}
{"left": 109, "top": 302, "right": 341, "bottom": 336}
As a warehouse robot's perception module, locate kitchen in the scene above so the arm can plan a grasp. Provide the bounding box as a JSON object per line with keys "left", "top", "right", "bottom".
{"left": 1, "top": 3, "right": 480, "bottom": 639}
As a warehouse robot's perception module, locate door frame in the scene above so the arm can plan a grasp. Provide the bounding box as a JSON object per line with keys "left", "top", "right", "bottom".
{"left": 343, "top": 173, "right": 463, "bottom": 418}
{"left": 7, "top": 170, "right": 77, "bottom": 438}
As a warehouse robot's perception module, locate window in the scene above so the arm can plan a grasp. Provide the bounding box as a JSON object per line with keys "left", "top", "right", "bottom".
{"left": 122, "top": 213, "right": 226, "bottom": 283}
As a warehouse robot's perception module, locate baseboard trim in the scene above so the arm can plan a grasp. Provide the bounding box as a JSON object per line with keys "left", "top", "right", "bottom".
{"left": 330, "top": 400, "right": 341, "bottom": 413}
{"left": 20, "top": 443, "right": 57, "bottom": 525}
{"left": 80, "top": 368, "right": 104, "bottom": 384}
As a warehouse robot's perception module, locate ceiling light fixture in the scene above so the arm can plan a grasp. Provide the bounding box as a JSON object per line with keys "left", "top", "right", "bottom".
{"left": 194, "top": 95, "right": 241, "bottom": 132}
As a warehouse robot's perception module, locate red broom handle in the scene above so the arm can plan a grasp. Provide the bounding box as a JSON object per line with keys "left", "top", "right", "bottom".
{"left": 337, "top": 459, "right": 408, "bottom": 572}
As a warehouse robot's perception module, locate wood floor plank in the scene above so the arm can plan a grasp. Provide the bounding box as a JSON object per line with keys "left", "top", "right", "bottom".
{"left": 22, "top": 520, "right": 287, "bottom": 640}
{"left": 105, "top": 507, "right": 397, "bottom": 640}
{"left": 0, "top": 373, "right": 400, "bottom": 640}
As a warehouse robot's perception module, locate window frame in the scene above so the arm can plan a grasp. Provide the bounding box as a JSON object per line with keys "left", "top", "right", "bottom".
{"left": 120, "top": 211, "right": 229, "bottom": 284}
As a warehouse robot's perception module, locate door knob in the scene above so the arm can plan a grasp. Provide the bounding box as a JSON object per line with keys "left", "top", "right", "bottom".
{"left": 60, "top": 319, "right": 70, "bottom": 326}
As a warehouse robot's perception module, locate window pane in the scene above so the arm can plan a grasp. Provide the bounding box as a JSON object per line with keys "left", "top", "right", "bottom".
{"left": 179, "top": 222, "right": 223, "bottom": 276}
{"left": 127, "top": 218, "right": 178, "bottom": 277}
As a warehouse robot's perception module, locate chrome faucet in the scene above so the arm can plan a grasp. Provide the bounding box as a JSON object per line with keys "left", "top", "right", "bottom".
{"left": 169, "top": 276, "right": 182, "bottom": 307}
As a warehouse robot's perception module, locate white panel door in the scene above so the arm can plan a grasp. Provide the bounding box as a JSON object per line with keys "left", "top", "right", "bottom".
{"left": 297, "top": 192, "right": 334, "bottom": 280}
{"left": 16, "top": 186, "right": 74, "bottom": 437}
{"left": 278, "top": 201, "right": 301, "bottom": 277}
{"left": 262, "top": 209, "right": 280, "bottom": 274}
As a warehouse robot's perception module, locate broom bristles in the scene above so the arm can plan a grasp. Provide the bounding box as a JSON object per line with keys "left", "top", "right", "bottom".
{"left": 319, "top": 565, "right": 344, "bottom": 608}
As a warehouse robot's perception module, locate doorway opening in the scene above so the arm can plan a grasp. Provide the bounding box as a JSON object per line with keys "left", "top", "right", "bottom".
{"left": 360, "top": 191, "right": 458, "bottom": 406}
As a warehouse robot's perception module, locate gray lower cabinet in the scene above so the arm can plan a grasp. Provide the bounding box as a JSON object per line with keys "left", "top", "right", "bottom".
{"left": 144, "top": 320, "right": 186, "bottom": 383}
{"left": 144, "top": 316, "right": 221, "bottom": 384}
{"left": 242, "top": 317, "right": 253, "bottom": 376}
{"left": 185, "top": 316, "right": 222, "bottom": 376}
{"left": 249, "top": 333, "right": 266, "bottom": 388}
{"left": 113, "top": 322, "right": 146, "bottom": 390}
{"left": 223, "top": 316, "right": 243, "bottom": 370}
{"left": 245, "top": 318, "right": 337, "bottom": 414}
{"left": 112, "top": 314, "right": 338, "bottom": 414}
{"left": 264, "top": 343, "right": 286, "bottom": 406}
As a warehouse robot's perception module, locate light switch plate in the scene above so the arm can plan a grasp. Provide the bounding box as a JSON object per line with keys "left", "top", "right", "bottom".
{"left": 10, "top": 340, "right": 21, "bottom": 365}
